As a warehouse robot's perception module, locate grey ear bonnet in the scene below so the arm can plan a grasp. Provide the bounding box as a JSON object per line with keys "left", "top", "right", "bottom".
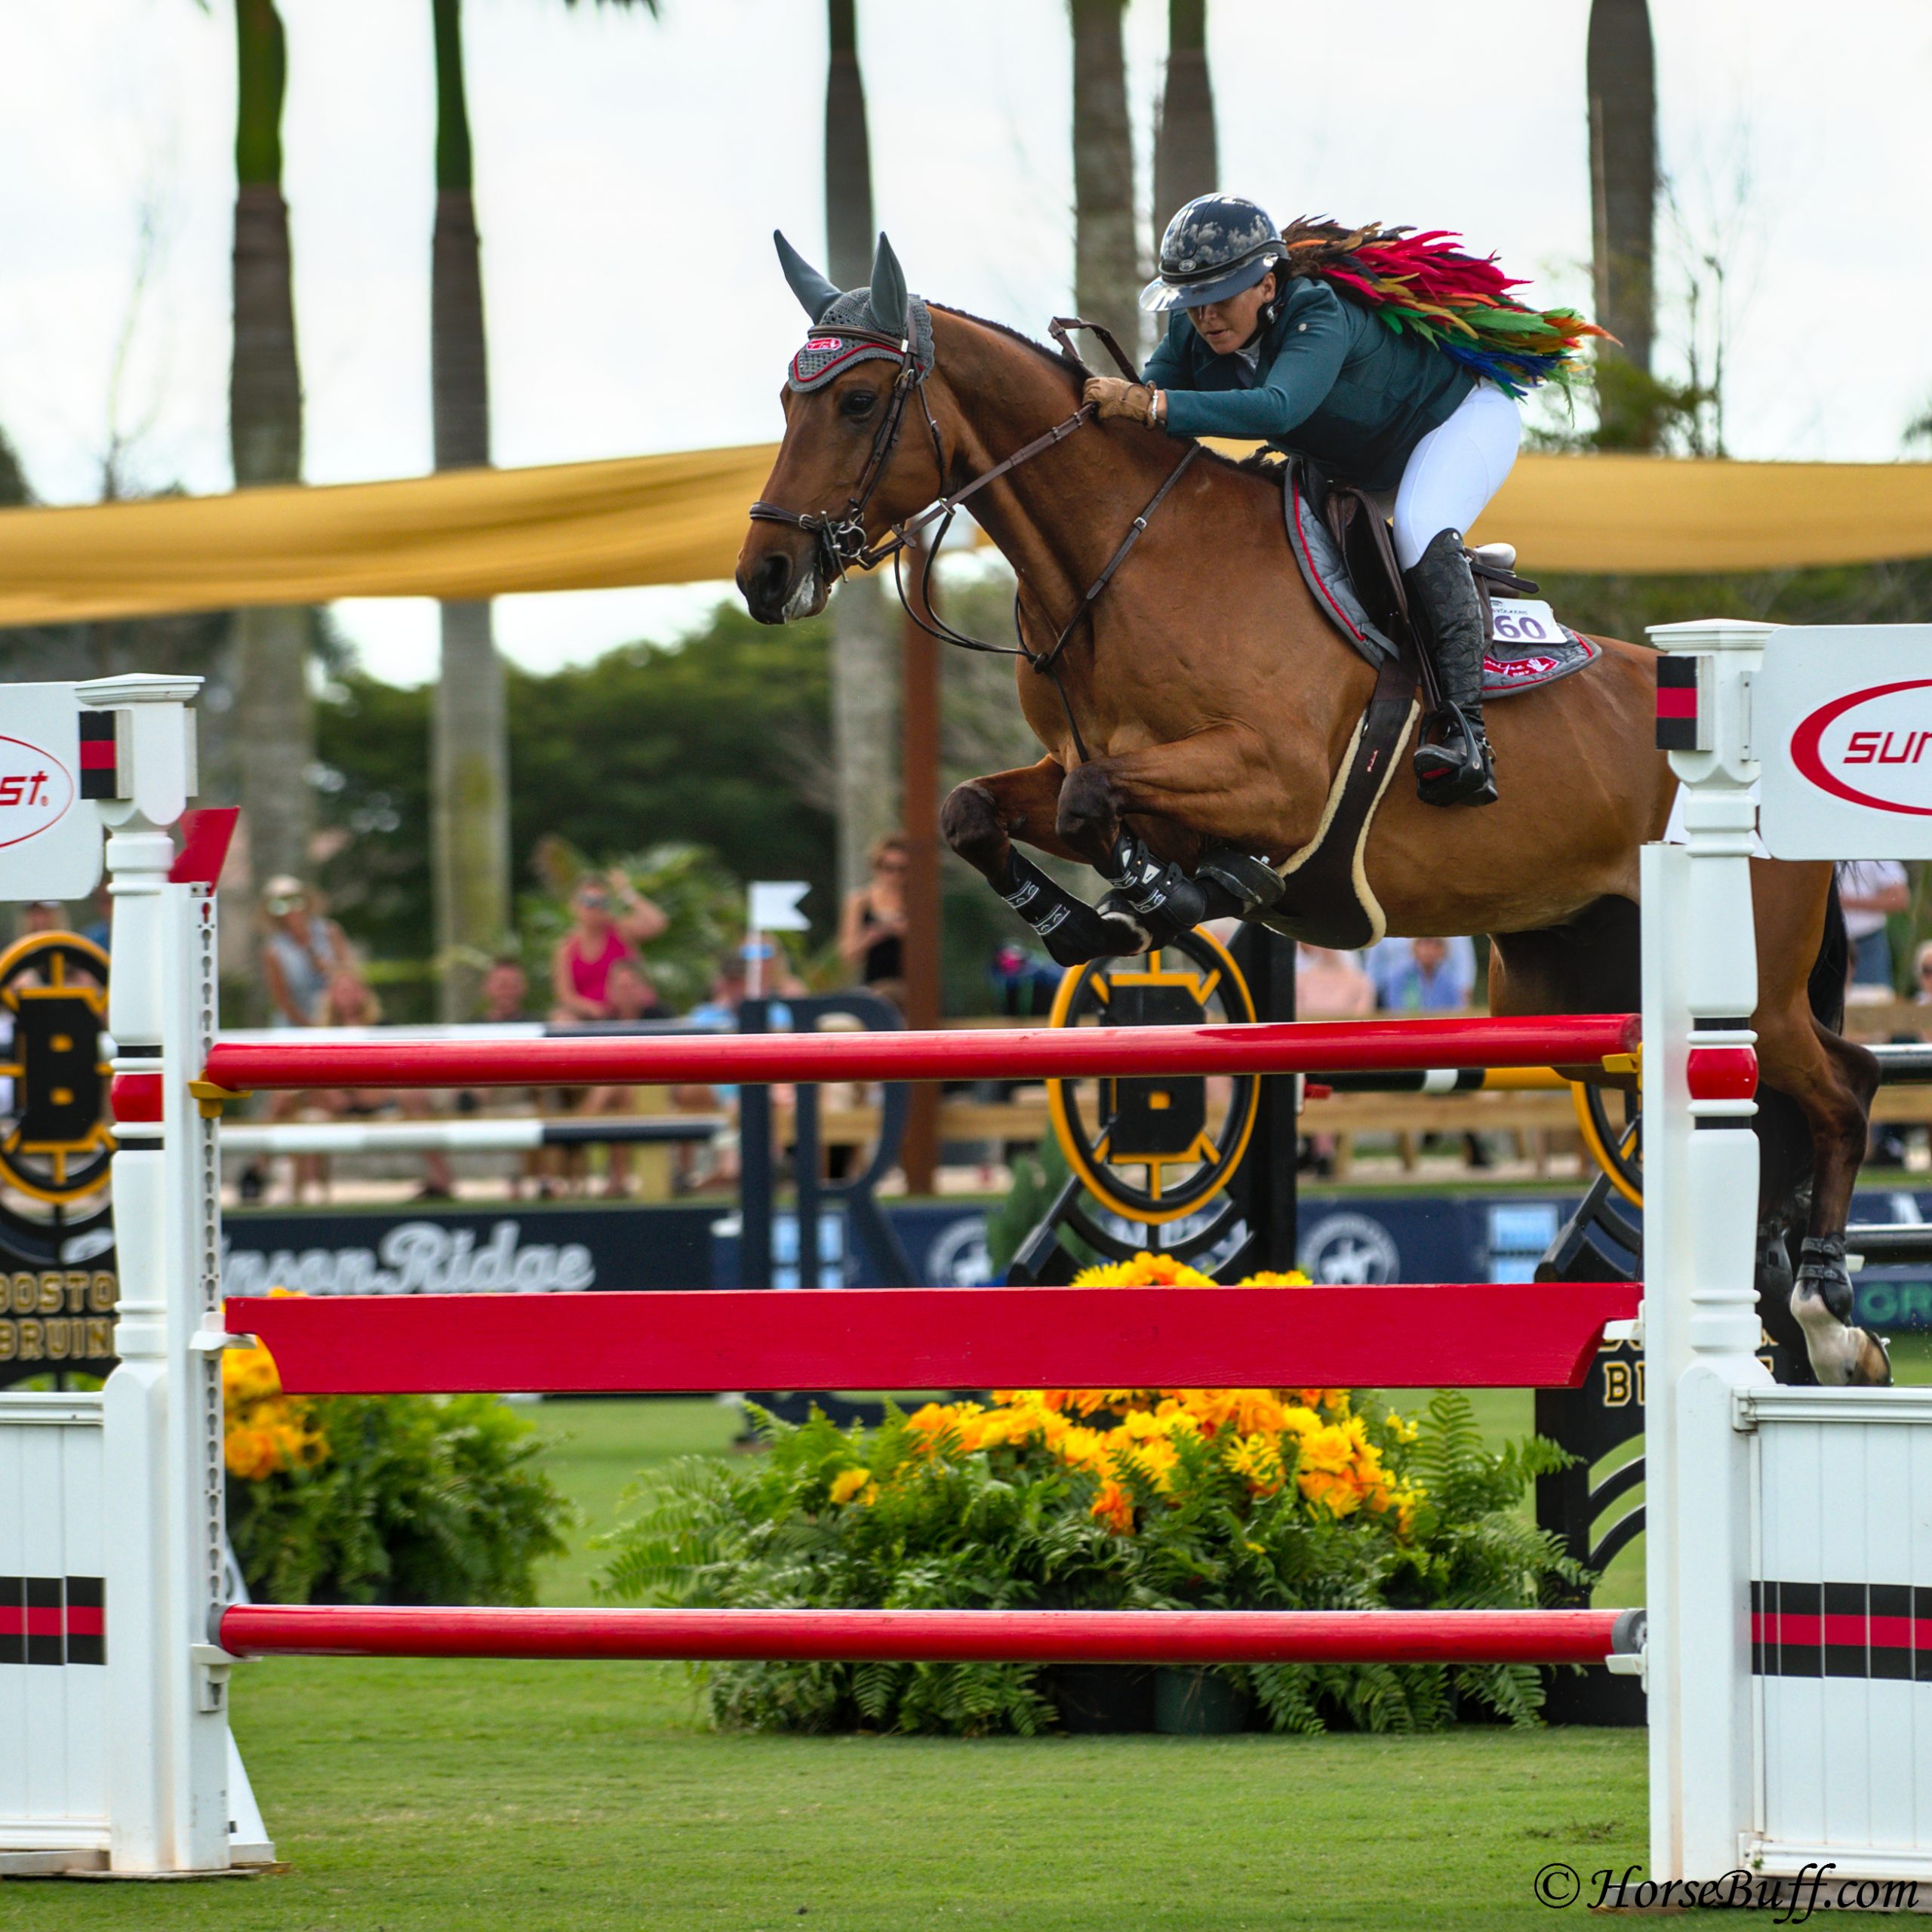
{"left": 774, "top": 230, "right": 934, "bottom": 392}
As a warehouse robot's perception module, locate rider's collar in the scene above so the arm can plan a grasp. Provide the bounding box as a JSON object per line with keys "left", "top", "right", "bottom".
{"left": 787, "top": 291, "right": 934, "bottom": 393}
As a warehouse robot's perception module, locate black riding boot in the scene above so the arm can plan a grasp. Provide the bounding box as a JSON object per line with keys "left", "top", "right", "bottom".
{"left": 1405, "top": 528, "right": 1497, "bottom": 807}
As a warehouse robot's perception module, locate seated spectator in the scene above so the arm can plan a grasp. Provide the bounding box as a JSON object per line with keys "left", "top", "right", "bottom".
{"left": 574, "top": 957, "right": 669, "bottom": 1199}
{"left": 1380, "top": 935, "right": 1475, "bottom": 1012}
{"left": 550, "top": 872, "right": 667, "bottom": 1023}
{"left": 1295, "top": 945, "right": 1374, "bottom": 1017}
{"left": 478, "top": 955, "right": 531, "bottom": 1024}
{"left": 312, "top": 968, "right": 456, "bottom": 1202}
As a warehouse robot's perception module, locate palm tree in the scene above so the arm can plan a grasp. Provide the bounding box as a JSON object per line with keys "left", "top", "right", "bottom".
{"left": 1587, "top": 0, "right": 1657, "bottom": 443}
{"left": 229, "top": 0, "right": 313, "bottom": 898}
{"left": 1152, "top": 0, "right": 1216, "bottom": 251}
{"left": 823, "top": 0, "right": 899, "bottom": 903}
{"left": 426, "top": 0, "right": 653, "bottom": 1020}
{"left": 1069, "top": 0, "right": 1140, "bottom": 361}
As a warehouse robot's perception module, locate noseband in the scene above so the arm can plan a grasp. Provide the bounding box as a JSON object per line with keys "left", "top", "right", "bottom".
{"left": 748, "top": 316, "right": 1199, "bottom": 766}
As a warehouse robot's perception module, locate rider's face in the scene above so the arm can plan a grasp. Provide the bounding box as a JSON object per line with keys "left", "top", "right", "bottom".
{"left": 1189, "top": 272, "right": 1276, "bottom": 355}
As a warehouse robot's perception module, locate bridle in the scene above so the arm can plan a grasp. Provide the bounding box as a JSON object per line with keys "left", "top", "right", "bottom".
{"left": 749, "top": 316, "right": 1200, "bottom": 765}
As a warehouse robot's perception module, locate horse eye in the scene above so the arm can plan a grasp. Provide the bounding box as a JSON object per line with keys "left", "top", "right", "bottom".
{"left": 840, "top": 389, "right": 878, "bottom": 419}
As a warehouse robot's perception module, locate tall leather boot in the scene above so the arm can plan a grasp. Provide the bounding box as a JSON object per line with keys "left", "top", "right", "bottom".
{"left": 1405, "top": 528, "right": 1497, "bottom": 807}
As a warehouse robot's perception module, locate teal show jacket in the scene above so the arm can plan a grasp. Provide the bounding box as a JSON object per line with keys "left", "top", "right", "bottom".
{"left": 1143, "top": 278, "right": 1475, "bottom": 493}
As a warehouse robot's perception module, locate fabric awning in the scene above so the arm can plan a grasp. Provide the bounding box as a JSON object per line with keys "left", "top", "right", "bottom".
{"left": 0, "top": 443, "right": 1925, "bottom": 626}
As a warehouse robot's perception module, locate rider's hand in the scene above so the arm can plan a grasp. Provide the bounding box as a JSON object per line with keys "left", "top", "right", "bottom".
{"left": 1083, "top": 377, "right": 1164, "bottom": 427}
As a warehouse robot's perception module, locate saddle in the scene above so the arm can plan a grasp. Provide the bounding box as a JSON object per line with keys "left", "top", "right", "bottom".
{"left": 1252, "top": 461, "right": 1602, "bottom": 951}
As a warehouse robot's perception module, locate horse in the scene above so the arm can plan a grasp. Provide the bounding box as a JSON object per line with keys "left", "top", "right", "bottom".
{"left": 735, "top": 235, "right": 1884, "bottom": 1386}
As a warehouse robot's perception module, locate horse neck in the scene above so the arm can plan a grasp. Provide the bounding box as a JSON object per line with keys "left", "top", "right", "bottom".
{"left": 925, "top": 313, "right": 1178, "bottom": 618}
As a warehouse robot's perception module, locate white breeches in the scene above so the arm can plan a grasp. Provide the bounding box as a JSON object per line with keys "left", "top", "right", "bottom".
{"left": 1390, "top": 380, "right": 1522, "bottom": 571}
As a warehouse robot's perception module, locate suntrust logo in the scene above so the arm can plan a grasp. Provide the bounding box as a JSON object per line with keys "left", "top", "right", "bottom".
{"left": 0, "top": 734, "right": 75, "bottom": 850}
{"left": 1789, "top": 678, "right": 1932, "bottom": 817}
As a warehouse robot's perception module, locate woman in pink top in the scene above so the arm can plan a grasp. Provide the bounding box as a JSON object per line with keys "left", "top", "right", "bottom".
{"left": 549, "top": 872, "right": 668, "bottom": 1022}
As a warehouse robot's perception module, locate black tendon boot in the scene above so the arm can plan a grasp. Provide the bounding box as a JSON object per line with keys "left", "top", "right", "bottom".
{"left": 1405, "top": 528, "right": 1497, "bottom": 807}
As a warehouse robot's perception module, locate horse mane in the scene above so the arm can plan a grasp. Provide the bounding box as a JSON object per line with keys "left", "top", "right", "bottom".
{"left": 926, "top": 302, "right": 1273, "bottom": 494}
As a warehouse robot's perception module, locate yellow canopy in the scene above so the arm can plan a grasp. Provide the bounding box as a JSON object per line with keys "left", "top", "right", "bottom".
{"left": 0, "top": 444, "right": 1924, "bottom": 626}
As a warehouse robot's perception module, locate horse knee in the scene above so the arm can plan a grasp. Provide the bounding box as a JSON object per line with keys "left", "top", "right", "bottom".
{"left": 941, "top": 783, "right": 1004, "bottom": 874}
{"left": 1056, "top": 764, "right": 1118, "bottom": 857}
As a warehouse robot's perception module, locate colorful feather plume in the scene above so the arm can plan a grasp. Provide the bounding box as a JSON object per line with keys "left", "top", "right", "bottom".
{"left": 1278, "top": 218, "right": 1611, "bottom": 398}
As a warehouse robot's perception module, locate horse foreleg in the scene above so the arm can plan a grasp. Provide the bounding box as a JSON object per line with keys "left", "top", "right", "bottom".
{"left": 1054, "top": 724, "right": 1295, "bottom": 866}
{"left": 1053, "top": 727, "right": 1312, "bottom": 947}
{"left": 940, "top": 758, "right": 1141, "bottom": 965}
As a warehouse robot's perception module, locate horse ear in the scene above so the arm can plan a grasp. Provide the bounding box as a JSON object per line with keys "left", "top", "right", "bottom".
{"left": 868, "top": 233, "right": 910, "bottom": 339}
{"left": 774, "top": 230, "right": 841, "bottom": 324}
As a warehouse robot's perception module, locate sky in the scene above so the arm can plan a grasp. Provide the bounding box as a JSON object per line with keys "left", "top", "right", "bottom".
{"left": 0, "top": 0, "right": 1927, "bottom": 686}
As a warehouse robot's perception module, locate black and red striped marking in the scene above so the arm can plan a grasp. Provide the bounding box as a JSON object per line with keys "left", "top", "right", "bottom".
{"left": 0, "top": 1574, "right": 104, "bottom": 1665}
{"left": 1753, "top": 1580, "right": 1932, "bottom": 1681}
{"left": 1656, "top": 654, "right": 1701, "bottom": 752}
{"left": 76, "top": 712, "right": 119, "bottom": 800}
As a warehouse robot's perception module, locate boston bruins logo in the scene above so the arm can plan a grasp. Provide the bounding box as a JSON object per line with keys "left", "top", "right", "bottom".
{"left": 0, "top": 931, "right": 112, "bottom": 1204}
{"left": 1046, "top": 927, "right": 1257, "bottom": 1226}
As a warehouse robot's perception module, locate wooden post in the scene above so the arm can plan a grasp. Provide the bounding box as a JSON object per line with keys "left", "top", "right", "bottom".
{"left": 900, "top": 537, "right": 943, "bottom": 1195}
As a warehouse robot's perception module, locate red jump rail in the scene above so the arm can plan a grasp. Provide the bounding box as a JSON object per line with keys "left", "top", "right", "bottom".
{"left": 217, "top": 1604, "right": 1641, "bottom": 1667}
{"left": 202, "top": 1012, "right": 1640, "bottom": 1093}
{"left": 226, "top": 1281, "right": 1643, "bottom": 1395}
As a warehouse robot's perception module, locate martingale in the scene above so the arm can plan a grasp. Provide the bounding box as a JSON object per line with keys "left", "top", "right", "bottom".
{"left": 1278, "top": 218, "right": 1611, "bottom": 397}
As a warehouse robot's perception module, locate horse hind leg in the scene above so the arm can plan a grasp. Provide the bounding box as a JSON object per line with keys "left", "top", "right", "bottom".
{"left": 1759, "top": 1008, "right": 1888, "bottom": 1385}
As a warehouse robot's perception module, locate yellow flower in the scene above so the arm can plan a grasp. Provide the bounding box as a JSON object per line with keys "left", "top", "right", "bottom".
{"left": 828, "top": 1468, "right": 872, "bottom": 1505}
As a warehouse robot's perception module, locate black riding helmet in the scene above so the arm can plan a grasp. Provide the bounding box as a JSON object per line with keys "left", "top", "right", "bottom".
{"left": 1140, "top": 194, "right": 1282, "bottom": 313}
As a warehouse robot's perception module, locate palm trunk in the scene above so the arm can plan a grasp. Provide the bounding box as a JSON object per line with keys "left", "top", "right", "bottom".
{"left": 1588, "top": 0, "right": 1657, "bottom": 442}
{"left": 430, "top": 0, "right": 509, "bottom": 1020}
{"left": 1070, "top": 0, "right": 1140, "bottom": 362}
{"left": 1152, "top": 0, "right": 1216, "bottom": 251}
{"left": 229, "top": 0, "right": 312, "bottom": 898}
{"left": 825, "top": 0, "right": 899, "bottom": 900}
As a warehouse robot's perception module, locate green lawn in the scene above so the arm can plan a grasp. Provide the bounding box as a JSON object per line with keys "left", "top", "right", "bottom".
{"left": 36, "top": 1358, "right": 1927, "bottom": 1927}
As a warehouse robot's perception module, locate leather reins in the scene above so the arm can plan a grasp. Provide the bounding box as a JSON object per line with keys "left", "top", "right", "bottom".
{"left": 748, "top": 316, "right": 1199, "bottom": 766}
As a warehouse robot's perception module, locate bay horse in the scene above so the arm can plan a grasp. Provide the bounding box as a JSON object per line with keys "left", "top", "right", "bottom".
{"left": 735, "top": 237, "right": 1884, "bottom": 1386}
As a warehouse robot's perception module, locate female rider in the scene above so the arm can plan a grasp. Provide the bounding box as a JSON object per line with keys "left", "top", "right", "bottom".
{"left": 1082, "top": 195, "right": 1522, "bottom": 808}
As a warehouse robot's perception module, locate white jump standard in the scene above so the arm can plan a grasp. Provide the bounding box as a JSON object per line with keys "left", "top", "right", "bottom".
{"left": 5, "top": 625, "right": 1932, "bottom": 1886}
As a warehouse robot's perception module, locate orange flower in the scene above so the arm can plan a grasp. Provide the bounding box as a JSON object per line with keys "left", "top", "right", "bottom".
{"left": 1090, "top": 1477, "right": 1134, "bottom": 1534}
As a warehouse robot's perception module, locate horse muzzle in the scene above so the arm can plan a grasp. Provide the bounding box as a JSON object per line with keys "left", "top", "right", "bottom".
{"left": 737, "top": 530, "right": 829, "bottom": 626}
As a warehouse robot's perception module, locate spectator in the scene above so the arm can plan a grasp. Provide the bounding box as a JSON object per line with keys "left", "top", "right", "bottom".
{"left": 240, "top": 878, "right": 352, "bottom": 1202}
{"left": 838, "top": 835, "right": 909, "bottom": 1011}
{"left": 1364, "top": 934, "right": 1478, "bottom": 1011}
{"left": 1380, "top": 935, "right": 1475, "bottom": 1012}
{"left": 305, "top": 968, "right": 457, "bottom": 1203}
{"left": 260, "top": 877, "right": 352, "bottom": 1028}
{"left": 549, "top": 872, "right": 667, "bottom": 1023}
{"left": 78, "top": 884, "right": 111, "bottom": 953}
{"left": 1295, "top": 946, "right": 1374, "bottom": 1017}
{"left": 575, "top": 957, "right": 671, "bottom": 1199}
{"left": 1915, "top": 940, "right": 1932, "bottom": 1007}
{"left": 478, "top": 955, "right": 530, "bottom": 1023}
{"left": 1839, "top": 861, "right": 1910, "bottom": 991}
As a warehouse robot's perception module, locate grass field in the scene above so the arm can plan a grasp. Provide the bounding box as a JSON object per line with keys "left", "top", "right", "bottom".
{"left": 32, "top": 1358, "right": 1932, "bottom": 1929}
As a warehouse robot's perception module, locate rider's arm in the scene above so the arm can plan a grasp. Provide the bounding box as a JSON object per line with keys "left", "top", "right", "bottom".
{"left": 1157, "top": 285, "right": 1353, "bottom": 441}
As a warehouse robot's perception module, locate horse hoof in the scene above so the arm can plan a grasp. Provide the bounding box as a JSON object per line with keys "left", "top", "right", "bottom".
{"left": 1097, "top": 888, "right": 1187, "bottom": 952}
{"left": 1795, "top": 1236, "right": 1854, "bottom": 1323}
{"left": 1039, "top": 900, "right": 1144, "bottom": 966}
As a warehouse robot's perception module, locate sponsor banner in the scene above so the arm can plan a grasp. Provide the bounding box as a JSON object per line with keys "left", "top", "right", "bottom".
{"left": 1758, "top": 626, "right": 1932, "bottom": 858}
{"left": 0, "top": 684, "right": 103, "bottom": 902}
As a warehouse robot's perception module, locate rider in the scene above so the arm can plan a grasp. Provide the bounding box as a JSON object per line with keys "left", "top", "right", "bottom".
{"left": 1083, "top": 194, "right": 1521, "bottom": 808}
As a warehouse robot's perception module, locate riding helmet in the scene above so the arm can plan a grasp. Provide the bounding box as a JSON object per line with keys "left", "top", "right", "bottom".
{"left": 1140, "top": 194, "right": 1282, "bottom": 312}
